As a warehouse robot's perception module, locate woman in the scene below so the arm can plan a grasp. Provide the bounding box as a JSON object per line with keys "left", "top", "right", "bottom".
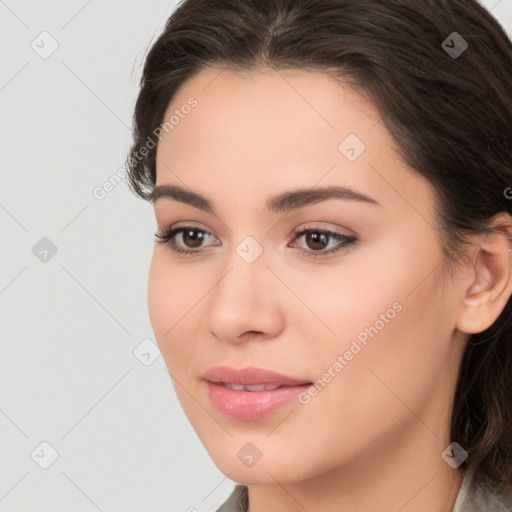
{"left": 125, "top": 0, "right": 512, "bottom": 510}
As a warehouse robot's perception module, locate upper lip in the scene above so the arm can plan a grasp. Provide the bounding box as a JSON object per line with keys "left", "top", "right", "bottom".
{"left": 202, "top": 366, "right": 312, "bottom": 386}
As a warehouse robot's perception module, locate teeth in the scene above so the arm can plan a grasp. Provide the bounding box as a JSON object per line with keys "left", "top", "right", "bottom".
{"left": 222, "top": 383, "right": 281, "bottom": 391}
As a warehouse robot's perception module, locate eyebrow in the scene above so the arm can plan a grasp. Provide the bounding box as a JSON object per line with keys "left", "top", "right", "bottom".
{"left": 149, "top": 183, "right": 381, "bottom": 214}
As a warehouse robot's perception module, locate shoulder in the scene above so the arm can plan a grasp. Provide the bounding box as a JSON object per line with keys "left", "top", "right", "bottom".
{"left": 215, "top": 485, "right": 248, "bottom": 512}
{"left": 453, "top": 469, "right": 512, "bottom": 512}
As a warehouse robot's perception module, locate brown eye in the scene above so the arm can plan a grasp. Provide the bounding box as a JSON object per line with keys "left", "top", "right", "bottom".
{"left": 291, "top": 227, "right": 357, "bottom": 258}
{"left": 180, "top": 229, "right": 207, "bottom": 248}
{"left": 154, "top": 226, "right": 217, "bottom": 256}
{"left": 304, "top": 231, "right": 330, "bottom": 251}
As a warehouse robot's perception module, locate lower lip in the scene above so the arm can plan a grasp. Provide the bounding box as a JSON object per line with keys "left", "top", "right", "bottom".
{"left": 205, "top": 381, "right": 312, "bottom": 420}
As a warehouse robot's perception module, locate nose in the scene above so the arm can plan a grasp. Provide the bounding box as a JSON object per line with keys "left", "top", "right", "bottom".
{"left": 206, "top": 249, "right": 285, "bottom": 345}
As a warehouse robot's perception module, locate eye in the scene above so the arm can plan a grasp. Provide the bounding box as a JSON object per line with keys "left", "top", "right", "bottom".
{"left": 154, "top": 224, "right": 357, "bottom": 258}
{"left": 289, "top": 225, "right": 357, "bottom": 258}
{"left": 154, "top": 226, "right": 218, "bottom": 257}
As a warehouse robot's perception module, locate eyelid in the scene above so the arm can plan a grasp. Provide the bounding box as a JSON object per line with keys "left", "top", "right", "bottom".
{"left": 291, "top": 221, "right": 355, "bottom": 238}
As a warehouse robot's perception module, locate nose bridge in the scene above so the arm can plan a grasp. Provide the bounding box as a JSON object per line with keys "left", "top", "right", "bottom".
{"left": 215, "top": 239, "right": 268, "bottom": 311}
{"left": 207, "top": 236, "right": 281, "bottom": 341}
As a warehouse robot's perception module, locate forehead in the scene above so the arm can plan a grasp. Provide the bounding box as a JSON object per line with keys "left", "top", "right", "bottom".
{"left": 157, "top": 66, "right": 384, "bottom": 156}
{"left": 154, "top": 66, "right": 434, "bottom": 220}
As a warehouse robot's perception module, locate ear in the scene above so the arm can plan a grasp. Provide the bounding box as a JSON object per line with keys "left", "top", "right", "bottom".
{"left": 456, "top": 212, "right": 512, "bottom": 334}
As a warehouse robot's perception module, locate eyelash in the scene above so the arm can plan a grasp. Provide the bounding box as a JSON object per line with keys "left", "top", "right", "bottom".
{"left": 154, "top": 225, "right": 357, "bottom": 259}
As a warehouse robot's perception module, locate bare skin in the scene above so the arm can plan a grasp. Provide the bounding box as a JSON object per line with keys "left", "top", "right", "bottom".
{"left": 147, "top": 66, "right": 512, "bottom": 512}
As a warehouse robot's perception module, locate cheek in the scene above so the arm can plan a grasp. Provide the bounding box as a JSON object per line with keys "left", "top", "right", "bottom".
{"left": 147, "top": 251, "right": 201, "bottom": 371}
{"left": 147, "top": 251, "right": 172, "bottom": 341}
{"left": 283, "top": 230, "right": 443, "bottom": 358}
{"left": 296, "top": 262, "right": 450, "bottom": 449}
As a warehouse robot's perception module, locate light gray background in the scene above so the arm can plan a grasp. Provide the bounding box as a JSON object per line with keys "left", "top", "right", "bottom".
{"left": 1, "top": 1, "right": 511, "bottom": 511}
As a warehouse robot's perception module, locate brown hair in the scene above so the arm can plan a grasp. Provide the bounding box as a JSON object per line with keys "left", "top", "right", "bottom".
{"left": 126, "top": 0, "right": 512, "bottom": 492}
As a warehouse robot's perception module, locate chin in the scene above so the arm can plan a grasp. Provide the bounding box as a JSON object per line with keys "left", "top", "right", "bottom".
{"left": 204, "top": 441, "right": 313, "bottom": 485}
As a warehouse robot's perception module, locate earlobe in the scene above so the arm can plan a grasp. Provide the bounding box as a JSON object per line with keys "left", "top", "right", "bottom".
{"left": 456, "top": 212, "right": 512, "bottom": 335}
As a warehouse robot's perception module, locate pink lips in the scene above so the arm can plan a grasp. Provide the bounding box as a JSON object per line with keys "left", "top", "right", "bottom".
{"left": 202, "top": 366, "right": 313, "bottom": 420}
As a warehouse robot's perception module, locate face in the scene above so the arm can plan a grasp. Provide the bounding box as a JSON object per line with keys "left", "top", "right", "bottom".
{"left": 148, "top": 66, "right": 466, "bottom": 485}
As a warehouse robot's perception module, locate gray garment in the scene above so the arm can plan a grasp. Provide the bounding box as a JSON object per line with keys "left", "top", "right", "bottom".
{"left": 452, "top": 468, "right": 512, "bottom": 512}
{"left": 216, "top": 469, "right": 512, "bottom": 511}
{"left": 216, "top": 484, "right": 247, "bottom": 512}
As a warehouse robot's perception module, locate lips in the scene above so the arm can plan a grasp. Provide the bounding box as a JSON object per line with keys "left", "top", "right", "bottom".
{"left": 202, "top": 366, "right": 313, "bottom": 420}
{"left": 202, "top": 365, "right": 312, "bottom": 387}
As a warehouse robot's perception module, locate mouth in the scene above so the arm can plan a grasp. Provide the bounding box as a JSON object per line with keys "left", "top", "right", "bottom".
{"left": 202, "top": 366, "right": 313, "bottom": 420}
